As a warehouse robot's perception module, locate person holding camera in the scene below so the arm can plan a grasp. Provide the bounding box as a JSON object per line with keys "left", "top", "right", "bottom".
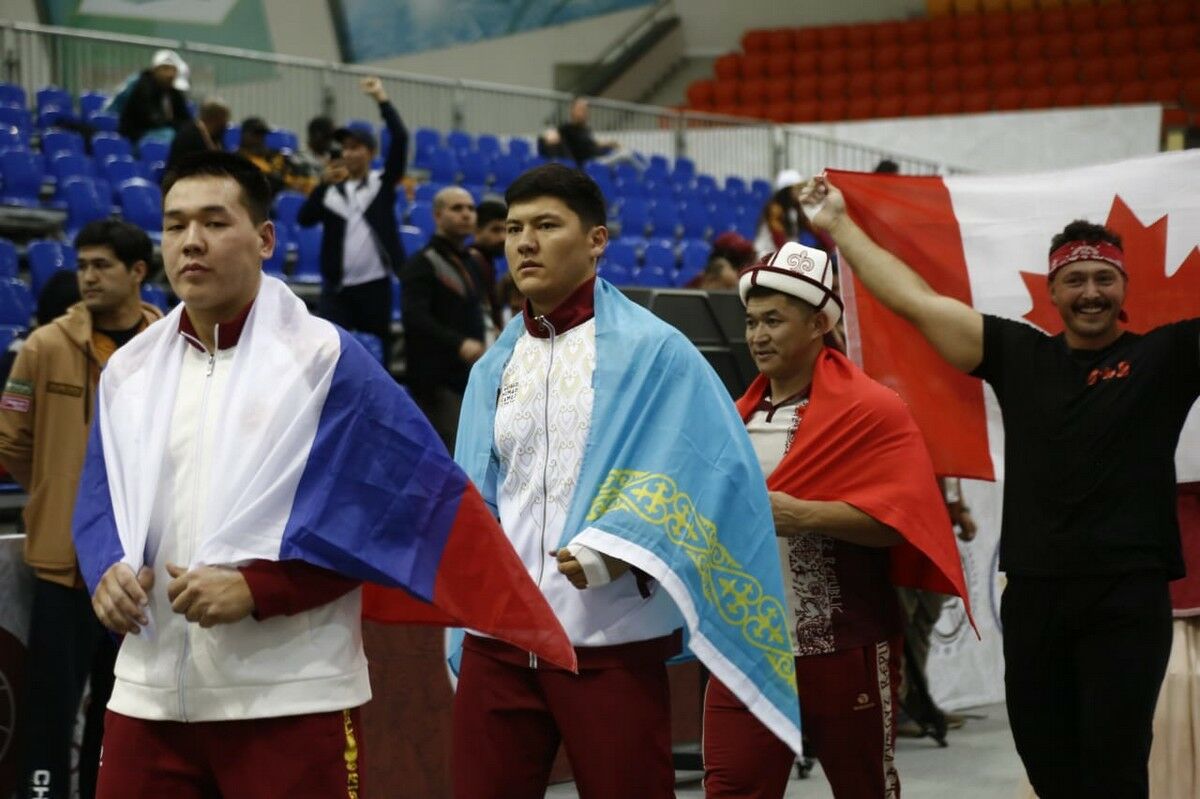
{"left": 297, "top": 76, "right": 408, "bottom": 357}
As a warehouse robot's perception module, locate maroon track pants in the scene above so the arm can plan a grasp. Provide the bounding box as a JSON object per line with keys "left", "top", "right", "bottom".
{"left": 96, "top": 707, "right": 364, "bottom": 798}
{"left": 703, "top": 639, "right": 901, "bottom": 799}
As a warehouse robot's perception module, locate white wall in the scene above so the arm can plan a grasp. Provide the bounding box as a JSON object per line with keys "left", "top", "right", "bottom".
{"left": 264, "top": 0, "right": 339, "bottom": 61}
{"left": 788, "top": 105, "right": 1163, "bottom": 175}
{"left": 675, "top": 0, "right": 924, "bottom": 56}
{"left": 1, "top": 0, "right": 40, "bottom": 22}
{"left": 365, "top": 7, "right": 649, "bottom": 90}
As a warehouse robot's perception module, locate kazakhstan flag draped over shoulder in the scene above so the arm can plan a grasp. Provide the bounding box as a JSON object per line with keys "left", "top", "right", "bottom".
{"left": 457, "top": 278, "right": 803, "bottom": 753}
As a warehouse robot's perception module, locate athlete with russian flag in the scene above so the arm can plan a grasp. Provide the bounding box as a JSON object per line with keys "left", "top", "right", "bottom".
{"left": 702, "top": 241, "right": 972, "bottom": 799}
{"left": 800, "top": 174, "right": 1200, "bottom": 799}
{"left": 71, "top": 151, "right": 573, "bottom": 798}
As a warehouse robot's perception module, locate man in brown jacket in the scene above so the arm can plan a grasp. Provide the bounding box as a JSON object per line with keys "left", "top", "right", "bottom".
{"left": 0, "top": 219, "right": 161, "bottom": 799}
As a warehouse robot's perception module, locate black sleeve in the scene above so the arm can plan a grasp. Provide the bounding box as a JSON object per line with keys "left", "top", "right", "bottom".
{"left": 1167, "top": 317, "right": 1200, "bottom": 399}
{"left": 401, "top": 255, "right": 468, "bottom": 354}
{"left": 969, "top": 314, "right": 1043, "bottom": 395}
{"left": 169, "top": 89, "right": 192, "bottom": 128}
{"left": 379, "top": 101, "right": 408, "bottom": 186}
{"left": 296, "top": 183, "right": 330, "bottom": 227}
{"left": 118, "top": 75, "right": 155, "bottom": 140}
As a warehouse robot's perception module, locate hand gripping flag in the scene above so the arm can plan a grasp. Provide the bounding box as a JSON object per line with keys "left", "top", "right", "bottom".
{"left": 72, "top": 275, "right": 575, "bottom": 671}
{"left": 830, "top": 149, "right": 1200, "bottom": 482}
{"left": 457, "top": 278, "right": 803, "bottom": 755}
{"left": 737, "top": 347, "right": 974, "bottom": 620}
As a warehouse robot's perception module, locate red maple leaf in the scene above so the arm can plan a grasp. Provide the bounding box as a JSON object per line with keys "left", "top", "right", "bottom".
{"left": 1019, "top": 195, "right": 1200, "bottom": 334}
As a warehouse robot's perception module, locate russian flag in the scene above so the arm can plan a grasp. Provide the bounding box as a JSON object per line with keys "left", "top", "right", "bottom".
{"left": 73, "top": 276, "right": 575, "bottom": 671}
{"left": 831, "top": 149, "right": 1200, "bottom": 483}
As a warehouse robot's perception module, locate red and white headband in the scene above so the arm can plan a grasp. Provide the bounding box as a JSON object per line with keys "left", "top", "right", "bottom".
{"left": 1048, "top": 240, "right": 1125, "bottom": 281}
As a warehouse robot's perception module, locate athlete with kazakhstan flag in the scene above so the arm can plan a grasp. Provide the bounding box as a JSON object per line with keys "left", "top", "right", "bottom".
{"left": 452, "top": 163, "right": 801, "bottom": 798}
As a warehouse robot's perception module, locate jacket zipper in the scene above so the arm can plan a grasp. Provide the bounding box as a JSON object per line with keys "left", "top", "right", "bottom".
{"left": 176, "top": 326, "right": 219, "bottom": 720}
{"left": 531, "top": 315, "right": 556, "bottom": 670}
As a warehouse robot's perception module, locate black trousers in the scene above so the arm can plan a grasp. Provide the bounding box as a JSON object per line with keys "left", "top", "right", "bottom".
{"left": 318, "top": 277, "right": 392, "bottom": 361}
{"left": 1002, "top": 571, "right": 1172, "bottom": 799}
{"left": 21, "top": 578, "right": 118, "bottom": 799}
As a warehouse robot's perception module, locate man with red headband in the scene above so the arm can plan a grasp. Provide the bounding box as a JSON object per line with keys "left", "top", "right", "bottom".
{"left": 799, "top": 175, "right": 1200, "bottom": 799}
{"left": 703, "top": 241, "right": 971, "bottom": 799}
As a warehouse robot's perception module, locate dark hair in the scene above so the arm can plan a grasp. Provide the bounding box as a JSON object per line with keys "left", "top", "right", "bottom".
{"left": 36, "top": 269, "right": 82, "bottom": 326}
{"left": 307, "top": 115, "right": 334, "bottom": 138}
{"left": 1049, "top": 219, "right": 1122, "bottom": 254}
{"left": 873, "top": 159, "right": 900, "bottom": 174}
{"left": 74, "top": 219, "right": 154, "bottom": 274}
{"left": 476, "top": 198, "right": 507, "bottom": 228}
{"left": 161, "top": 150, "right": 272, "bottom": 225}
{"left": 758, "top": 186, "right": 814, "bottom": 239}
{"left": 505, "top": 163, "right": 606, "bottom": 229}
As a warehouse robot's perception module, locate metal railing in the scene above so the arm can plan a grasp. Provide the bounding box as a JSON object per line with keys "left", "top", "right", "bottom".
{"left": 0, "top": 19, "right": 967, "bottom": 180}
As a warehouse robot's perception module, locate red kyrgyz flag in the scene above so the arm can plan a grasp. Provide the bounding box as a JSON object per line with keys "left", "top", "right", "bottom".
{"left": 830, "top": 150, "right": 1200, "bottom": 483}
{"left": 737, "top": 349, "right": 973, "bottom": 620}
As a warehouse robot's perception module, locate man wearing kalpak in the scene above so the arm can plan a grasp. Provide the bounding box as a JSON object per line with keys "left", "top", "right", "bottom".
{"left": 702, "top": 242, "right": 972, "bottom": 799}
{"left": 800, "top": 175, "right": 1200, "bottom": 799}
{"left": 71, "top": 151, "right": 572, "bottom": 798}
{"left": 452, "top": 163, "right": 801, "bottom": 798}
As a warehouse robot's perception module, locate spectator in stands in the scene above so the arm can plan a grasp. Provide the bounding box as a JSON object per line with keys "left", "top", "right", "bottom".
{"left": 754, "top": 169, "right": 826, "bottom": 254}
{"left": 236, "top": 117, "right": 315, "bottom": 196}
{"left": 297, "top": 77, "right": 408, "bottom": 356}
{"left": 471, "top": 197, "right": 508, "bottom": 330}
{"left": 165, "top": 98, "right": 230, "bottom": 173}
{"left": 117, "top": 49, "right": 192, "bottom": 147}
{"left": 687, "top": 231, "right": 756, "bottom": 289}
{"left": 874, "top": 159, "right": 900, "bottom": 174}
{"left": 556, "top": 97, "right": 623, "bottom": 166}
{"left": 401, "top": 186, "right": 489, "bottom": 448}
{"left": 292, "top": 115, "right": 336, "bottom": 182}
{"left": 0, "top": 220, "right": 161, "bottom": 799}
{"left": 705, "top": 242, "right": 968, "bottom": 799}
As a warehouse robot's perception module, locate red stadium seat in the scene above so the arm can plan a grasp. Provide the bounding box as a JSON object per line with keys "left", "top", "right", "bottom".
{"left": 876, "top": 95, "right": 905, "bottom": 118}
{"left": 767, "top": 54, "right": 792, "bottom": 79}
{"left": 1017, "top": 60, "right": 1050, "bottom": 86}
{"left": 1164, "top": 24, "right": 1198, "bottom": 51}
{"left": 1040, "top": 8, "right": 1069, "bottom": 34}
{"left": 1023, "top": 85, "right": 1055, "bottom": 108}
{"left": 954, "top": 15, "right": 984, "bottom": 39}
{"left": 818, "top": 25, "right": 849, "bottom": 48}
{"left": 930, "top": 42, "right": 957, "bottom": 68}
{"left": 903, "top": 68, "right": 933, "bottom": 94}
{"left": 712, "top": 104, "right": 738, "bottom": 117}
{"left": 1135, "top": 27, "right": 1169, "bottom": 53}
{"left": 817, "top": 98, "right": 848, "bottom": 121}
{"left": 1141, "top": 53, "right": 1173, "bottom": 81}
{"left": 847, "top": 72, "right": 874, "bottom": 97}
{"left": 811, "top": 49, "right": 848, "bottom": 75}
{"left": 981, "top": 12, "right": 1010, "bottom": 38}
{"left": 1082, "top": 83, "right": 1118, "bottom": 105}
{"left": 794, "top": 75, "right": 820, "bottom": 99}
{"left": 1011, "top": 10, "right": 1041, "bottom": 37}
{"left": 927, "top": 17, "right": 956, "bottom": 42}
{"left": 739, "top": 79, "right": 768, "bottom": 104}
{"left": 793, "top": 100, "right": 820, "bottom": 122}
{"left": 686, "top": 80, "right": 716, "bottom": 106}
{"left": 1106, "top": 29, "right": 1136, "bottom": 54}
{"left": 1161, "top": 1, "right": 1196, "bottom": 26}
{"left": 795, "top": 28, "right": 820, "bottom": 49}
{"left": 1047, "top": 60, "right": 1079, "bottom": 86}
{"left": 741, "top": 29, "right": 771, "bottom": 52}
{"left": 846, "top": 25, "right": 872, "bottom": 48}
{"left": 932, "top": 92, "right": 964, "bottom": 115}
{"left": 1149, "top": 77, "right": 1182, "bottom": 104}
{"left": 1109, "top": 55, "right": 1141, "bottom": 84}
{"left": 1130, "top": 3, "right": 1161, "bottom": 28}
{"left": 875, "top": 70, "right": 905, "bottom": 96}
{"left": 992, "top": 87, "right": 1024, "bottom": 110}
{"left": 1161, "top": 107, "right": 1190, "bottom": 127}
{"left": 1074, "top": 31, "right": 1104, "bottom": 57}
{"left": 766, "top": 101, "right": 793, "bottom": 122}
{"left": 1040, "top": 35, "right": 1073, "bottom": 60}
{"left": 743, "top": 54, "right": 769, "bottom": 78}
{"left": 714, "top": 80, "right": 739, "bottom": 106}
{"left": 905, "top": 92, "right": 935, "bottom": 116}
{"left": 963, "top": 89, "right": 993, "bottom": 112}
{"left": 901, "top": 44, "right": 931, "bottom": 70}
{"left": 1177, "top": 52, "right": 1200, "bottom": 79}
{"left": 1051, "top": 84, "right": 1085, "bottom": 107}
{"left": 767, "top": 29, "right": 794, "bottom": 52}
{"left": 931, "top": 67, "right": 961, "bottom": 94}
{"left": 898, "top": 20, "right": 927, "bottom": 45}
{"left": 960, "top": 64, "right": 990, "bottom": 92}
{"left": 845, "top": 49, "right": 872, "bottom": 73}
{"left": 1065, "top": 5, "right": 1099, "bottom": 32}
{"left": 873, "top": 21, "right": 903, "bottom": 46}
{"left": 873, "top": 45, "right": 902, "bottom": 71}
{"left": 982, "top": 38, "right": 1013, "bottom": 64}
{"left": 845, "top": 96, "right": 876, "bottom": 119}
{"left": 1078, "top": 58, "right": 1109, "bottom": 84}
{"left": 1183, "top": 78, "right": 1200, "bottom": 108}
{"left": 1014, "top": 38, "right": 1042, "bottom": 61}
{"left": 714, "top": 54, "right": 742, "bottom": 80}
{"left": 735, "top": 103, "right": 767, "bottom": 120}
{"left": 766, "top": 80, "right": 792, "bottom": 103}
{"left": 817, "top": 73, "right": 849, "bottom": 100}
{"left": 1097, "top": 3, "right": 1129, "bottom": 29}
{"left": 955, "top": 39, "right": 987, "bottom": 66}
{"left": 988, "top": 61, "right": 1020, "bottom": 88}
{"left": 1115, "top": 81, "right": 1151, "bottom": 104}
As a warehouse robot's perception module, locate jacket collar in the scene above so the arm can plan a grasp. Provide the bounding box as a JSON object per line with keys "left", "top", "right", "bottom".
{"left": 178, "top": 300, "right": 254, "bottom": 352}
{"left": 522, "top": 276, "right": 596, "bottom": 338}
{"left": 55, "top": 301, "right": 163, "bottom": 351}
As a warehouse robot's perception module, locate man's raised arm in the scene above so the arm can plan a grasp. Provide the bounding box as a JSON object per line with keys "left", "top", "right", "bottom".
{"left": 800, "top": 175, "right": 984, "bottom": 373}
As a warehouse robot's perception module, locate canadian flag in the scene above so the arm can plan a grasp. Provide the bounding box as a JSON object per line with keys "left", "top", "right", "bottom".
{"left": 832, "top": 149, "right": 1200, "bottom": 483}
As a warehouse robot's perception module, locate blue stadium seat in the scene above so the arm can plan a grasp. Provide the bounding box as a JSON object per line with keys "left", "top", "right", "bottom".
{"left": 27, "top": 239, "right": 75, "bottom": 296}
{"left": 614, "top": 162, "right": 640, "bottom": 184}
{"left": 0, "top": 83, "right": 26, "bottom": 109}
{"left": 491, "top": 154, "right": 523, "bottom": 188}
{"left": 642, "top": 241, "right": 676, "bottom": 271}
{"left": 351, "top": 331, "right": 385, "bottom": 365}
{"left": 138, "top": 139, "right": 169, "bottom": 164}
{"left": 428, "top": 148, "right": 459, "bottom": 184}
{"left": 408, "top": 202, "right": 435, "bottom": 237}
{"left": 38, "top": 107, "right": 73, "bottom": 129}
{"left": 101, "top": 156, "right": 143, "bottom": 189}
{"left": 750, "top": 178, "right": 771, "bottom": 203}
{"left": 413, "top": 182, "right": 444, "bottom": 203}
{"left": 50, "top": 153, "right": 95, "bottom": 185}
{"left": 507, "top": 138, "right": 532, "bottom": 160}
{"left": 672, "top": 157, "right": 696, "bottom": 183}
{"left": 399, "top": 224, "right": 425, "bottom": 256}
{"left": 0, "top": 278, "right": 33, "bottom": 326}
{"left": 0, "top": 238, "right": 18, "bottom": 278}
{"left": 413, "top": 127, "right": 440, "bottom": 169}
{"left": 460, "top": 151, "right": 490, "bottom": 185}
{"left": 117, "top": 179, "right": 163, "bottom": 233}
{"left": 710, "top": 203, "right": 738, "bottom": 234}
{"left": 40, "top": 129, "right": 84, "bottom": 158}
{"left": 725, "top": 176, "right": 748, "bottom": 197}
{"left": 616, "top": 198, "right": 650, "bottom": 237}
{"left": 0, "top": 107, "right": 32, "bottom": 134}
{"left": 0, "top": 126, "right": 22, "bottom": 150}
{"left": 600, "top": 262, "right": 632, "bottom": 286}
{"left": 92, "top": 133, "right": 133, "bottom": 162}
{"left": 263, "top": 225, "right": 289, "bottom": 276}
{"left": 680, "top": 239, "right": 710, "bottom": 274}
{"left": 36, "top": 87, "right": 72, "bottom": 115}
{"left": 393, "top": 191, "right": 409, "bottom": 219}
{"left": 0, "top": 325, "right": 21, "bottom": 354}
{"left": 292, "top": 225, "right": 323, "bottom": 283}
{"left": 476, "top": 134, "right": 501, "bottom": 157}
{"left": 634, "top": 266, "right": 672, "bottom": 288}
{"left": 695, "top": 174, "right": 718, "bottom": 194}
{"left": 391, "top": 275, "right": 402, "bottom": 322}
{"left": 88, "top": 112, "right": 118, "bottom": 133}
{"left": 79, "top": 91, "right": 108, "bottom": 119}
{"left": 62, "top": 177, "right": 110, "bottom": 233}
{"left": 649, "top": 200, "right": 680, "bottom": 239}
{"left": 0, "top": 149, "right": 43, "bottom": 206}
{"left": 445, "top": 130, "right": 473, "bottom": 154}
{"left": 614, "top": 176, "right": 648, "bottom": 199}
{"left": 604, "top": 239, "right": 639, "bottom": 271}
{"left": 140, "top": 283, "right": 169, "bottom": 312}
{"left": 680, "top": 202, "right": 711, "bottom": 239}
{"left": 464, "top": 184, "right": 487, "bottom": 205}
{"left": 645, "top": 161, "right": 670, "bottom": 184}
{"left": 272, "top": 191, "right": 305, "bottom": 229}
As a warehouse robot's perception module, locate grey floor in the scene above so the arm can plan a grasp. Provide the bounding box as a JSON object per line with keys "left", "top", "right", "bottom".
{"left": 546, "top": 703, "right": 1024, "bottom": 798}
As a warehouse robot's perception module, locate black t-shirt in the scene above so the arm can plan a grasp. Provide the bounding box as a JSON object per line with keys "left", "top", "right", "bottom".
{"left": 971, "top": 315, "right": 1200, "bottom": 578}
{"left": 96, "top": 320, "right": 144, "bottom": 349}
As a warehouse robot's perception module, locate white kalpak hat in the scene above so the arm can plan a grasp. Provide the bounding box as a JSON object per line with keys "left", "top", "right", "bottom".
{"left": 738, "top": 241, "right": 843, "bottom": 325}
